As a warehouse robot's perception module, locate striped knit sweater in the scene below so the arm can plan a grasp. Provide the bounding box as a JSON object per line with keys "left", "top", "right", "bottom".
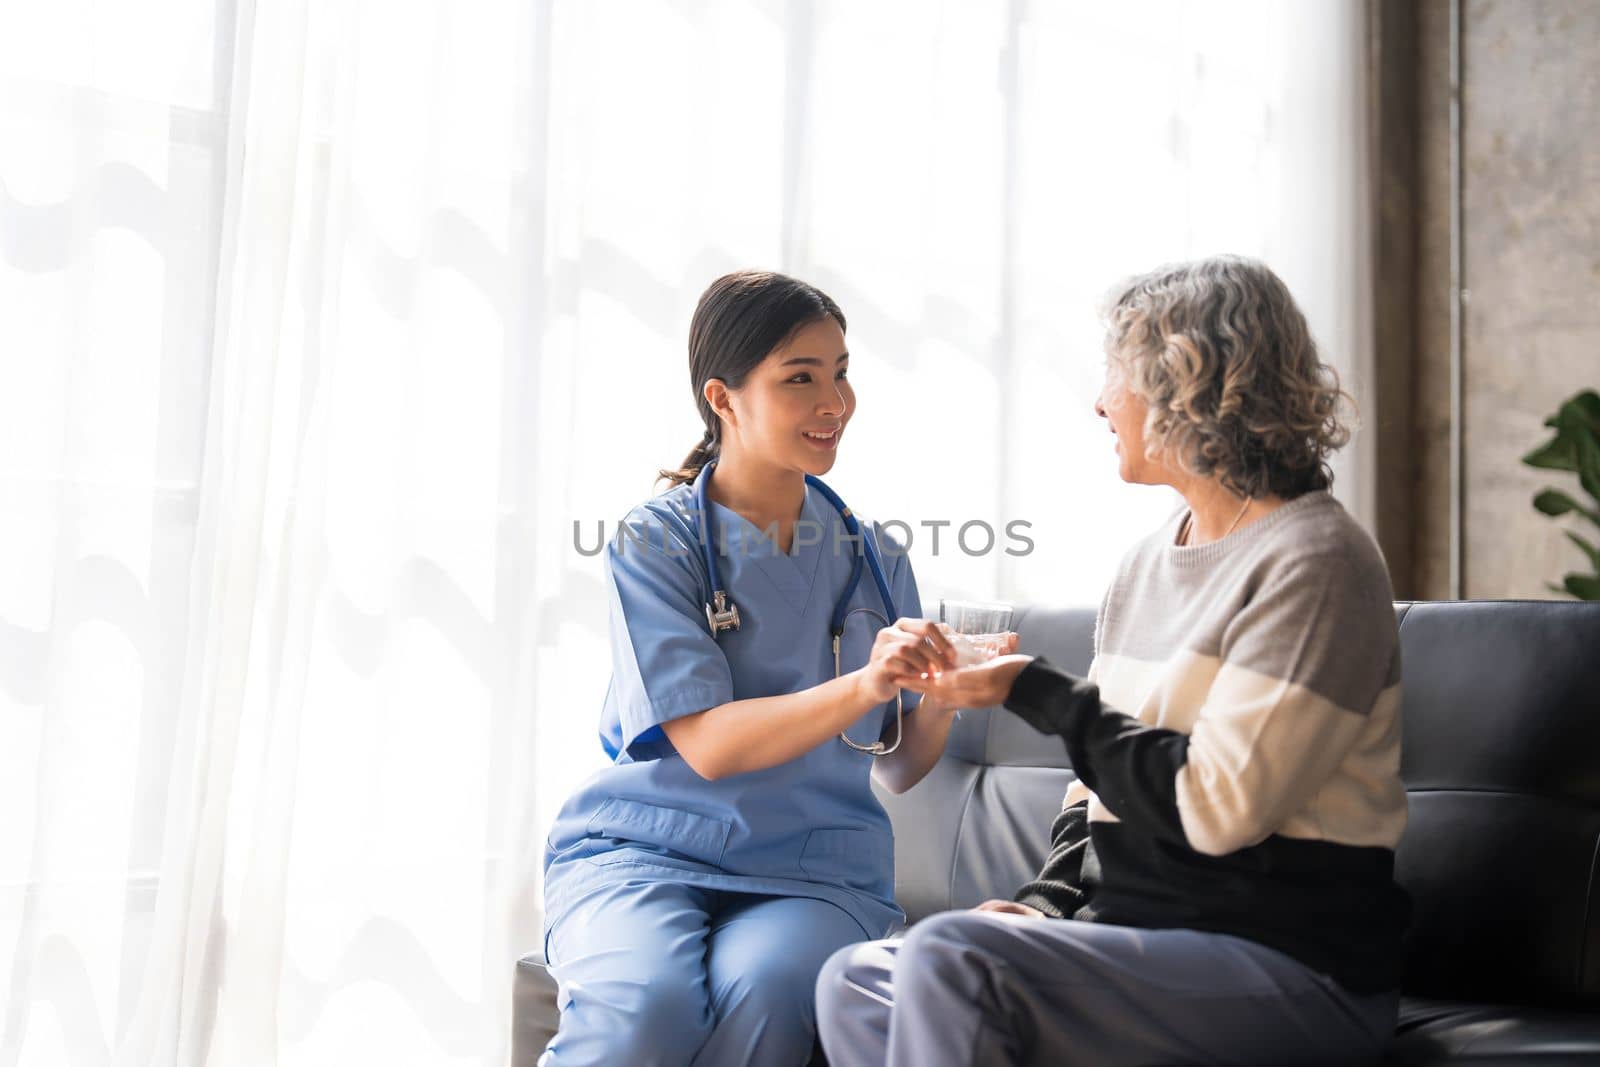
{"left": 1006, "top": 491, "right": 1411, "bottom": 993}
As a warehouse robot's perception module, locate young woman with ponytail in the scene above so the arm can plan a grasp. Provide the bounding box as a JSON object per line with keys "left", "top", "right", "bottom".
{"left": 539, "top": 271, "right": 975, "bottom": 1066}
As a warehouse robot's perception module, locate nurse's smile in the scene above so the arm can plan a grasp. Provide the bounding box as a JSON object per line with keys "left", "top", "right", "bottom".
{"left": 802, "top": 425, "right": 841, "bottom": 450}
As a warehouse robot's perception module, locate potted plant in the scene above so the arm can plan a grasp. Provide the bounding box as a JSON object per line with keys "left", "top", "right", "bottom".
{"left": 1522, "top": 388, "right": 1600, "bottom": 600}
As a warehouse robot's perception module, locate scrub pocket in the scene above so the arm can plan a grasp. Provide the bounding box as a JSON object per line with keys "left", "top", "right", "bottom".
{"left": 799, "top": 827, "right": 893, "bottom": 895}
{"left": 584, "top": 796, "right": 731, "bottom": 868}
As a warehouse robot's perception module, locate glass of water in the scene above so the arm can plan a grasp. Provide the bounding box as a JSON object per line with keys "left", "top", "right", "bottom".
{"left": 936, "top": 598, "right": 1016, "bottom": 667}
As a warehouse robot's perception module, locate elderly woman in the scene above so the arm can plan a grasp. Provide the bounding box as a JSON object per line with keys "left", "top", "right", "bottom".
{"left": 815, "top": 256, "right": 1409, "bottom": 1066}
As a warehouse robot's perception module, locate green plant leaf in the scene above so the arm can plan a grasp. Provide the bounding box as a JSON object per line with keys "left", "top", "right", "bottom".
{"left": 1565, "top": 530, "right": 1600, "bottom": 572}
{"left": 1535, "top": 489, "right": 1578, "bottom": 515}
{"left": 1562, "top": 573, "right": 1600, "bottom": 600}
{"left": 1529, "top": 391, "right": 1600, "bottom": 595}
{"left": 1577, "top": 426, "right": 1600, "bottom": 503}
{"left": 1535, "top": 489, "right": 1600, "bottom": 528}
{"left": 1565, "top": 389, "right": 1600, "bottom": 433}
{"left": 1525, "top": 390, "right": 1600, "bottom": 471}
{"left": 1523, "top": 434, "right": 1577, "bottom": 471}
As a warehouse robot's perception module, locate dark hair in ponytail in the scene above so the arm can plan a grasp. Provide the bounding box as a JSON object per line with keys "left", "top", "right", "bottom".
{"left": 657, "top": 270, "right": 846, "bottom": 487}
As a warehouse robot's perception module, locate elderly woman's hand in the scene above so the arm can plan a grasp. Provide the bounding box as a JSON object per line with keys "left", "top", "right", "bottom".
{"left": 973, "top": 899, "right": 1046, "bottom": 919}
{"left": 898, "top": 651, "right": 1033, "bottom": 709}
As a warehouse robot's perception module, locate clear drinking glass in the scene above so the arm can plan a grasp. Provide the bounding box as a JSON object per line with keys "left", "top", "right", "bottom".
{"left": 936, "top": 598, "right": 1016, "bottom": 667}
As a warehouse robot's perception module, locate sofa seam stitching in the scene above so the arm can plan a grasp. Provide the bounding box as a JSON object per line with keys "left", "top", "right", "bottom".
{"left": 945, "top": 764, "right": 985, "bottom": 913}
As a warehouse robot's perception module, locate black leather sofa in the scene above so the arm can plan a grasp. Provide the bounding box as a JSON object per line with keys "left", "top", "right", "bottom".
{"left": 514, "top": 599, "right": 1600, "bottom": 1064}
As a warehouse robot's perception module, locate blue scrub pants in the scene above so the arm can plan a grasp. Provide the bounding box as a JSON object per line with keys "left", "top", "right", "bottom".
{"left": 540, "top": 873, "right": 866, "bottom": 1066}
{"left": 815, "top": 910, "right": 1399, "bottom": 1066}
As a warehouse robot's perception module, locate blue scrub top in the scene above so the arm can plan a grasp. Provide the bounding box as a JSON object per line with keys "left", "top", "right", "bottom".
{"left": 543, "top": 466, "right": 923, "bottom": 940}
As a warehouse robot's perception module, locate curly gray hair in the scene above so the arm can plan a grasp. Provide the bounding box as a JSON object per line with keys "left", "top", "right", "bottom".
{"left": 1102, "top": 255, "right": 1354, "bottom": 500}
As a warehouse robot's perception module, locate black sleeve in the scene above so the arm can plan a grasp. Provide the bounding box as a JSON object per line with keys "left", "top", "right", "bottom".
{"left": 1013, "top": 800, "right": 1091, "bottom": 918}
{"left": 1004, "top": 657, "right": 1192, "bottom": 847}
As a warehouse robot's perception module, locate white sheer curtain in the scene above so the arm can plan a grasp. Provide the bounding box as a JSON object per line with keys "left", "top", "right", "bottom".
{"left": 1, "top": 2, "right": 1370, "bottom": 1064}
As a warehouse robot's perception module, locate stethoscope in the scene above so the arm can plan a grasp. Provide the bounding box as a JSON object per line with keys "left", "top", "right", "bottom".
{"left": 695, "top": 461, "right": 904, "bottom": 756}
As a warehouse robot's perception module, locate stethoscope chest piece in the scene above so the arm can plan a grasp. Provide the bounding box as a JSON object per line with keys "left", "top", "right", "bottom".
{"left": 706, "top": 590, "right": 740, "bottom": 635}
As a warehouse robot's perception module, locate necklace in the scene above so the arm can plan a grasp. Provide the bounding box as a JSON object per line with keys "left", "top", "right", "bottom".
{"left": 1180, "top": 494, "right": 1253, "bottom": 547}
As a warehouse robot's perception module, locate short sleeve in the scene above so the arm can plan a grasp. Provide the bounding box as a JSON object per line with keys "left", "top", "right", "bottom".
{"left": 603, "top": 510, "right": 735, "bottom": 758}
{"left": 872, "top": 520, "right": 924, "bottom": 713}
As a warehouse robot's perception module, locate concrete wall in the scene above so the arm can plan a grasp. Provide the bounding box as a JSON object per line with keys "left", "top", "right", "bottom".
{"left": 1386, "top": 0, "right": 1600, "bottom": 600}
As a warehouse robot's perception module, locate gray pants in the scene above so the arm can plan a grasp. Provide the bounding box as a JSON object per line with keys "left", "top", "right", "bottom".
{"left": 814, "top": 910, "right": 1398, "bottom": 1067}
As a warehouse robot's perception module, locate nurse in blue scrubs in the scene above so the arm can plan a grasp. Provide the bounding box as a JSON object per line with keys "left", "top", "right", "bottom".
{"left": 540, "top": 271, "right": 969, "bottom": 1066}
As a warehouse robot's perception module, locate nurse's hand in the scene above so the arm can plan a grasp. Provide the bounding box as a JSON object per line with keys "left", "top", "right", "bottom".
{"left": 859, "top": 618, "right": 959, "bottom": 704}
{"left": 901, "top": 653, "right": 1034, "bottom": 709}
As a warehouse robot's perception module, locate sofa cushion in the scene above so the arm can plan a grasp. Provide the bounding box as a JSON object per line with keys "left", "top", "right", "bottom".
{"left": 513, "top": 953, "right": 560, "bottom": 1065}
{"left": 1393, "top": 601, "right": 1600, "bottom": 1004}
{"left": 1385, "top": 997, "right": 1600, "bottom": 1064}
{"left": 1397, "top": 791, "right": 1600, "bottom": 1004}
